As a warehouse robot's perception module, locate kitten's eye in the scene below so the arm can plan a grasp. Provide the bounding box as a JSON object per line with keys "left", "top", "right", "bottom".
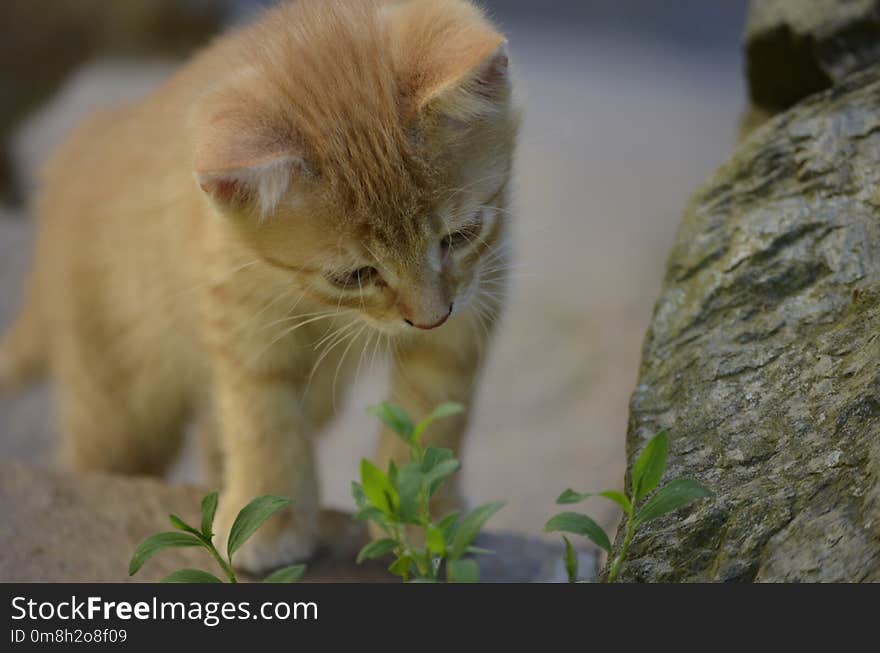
{"left": 441, "top": 221, "right": 482, "bottom": 254}
{"left": 326, "top": 266, "right": 380, "bottom": 290}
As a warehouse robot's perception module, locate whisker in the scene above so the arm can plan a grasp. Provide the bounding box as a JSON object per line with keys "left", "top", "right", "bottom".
{"left": 174, "top": 259, "right": 261, "bottom": 298}
{"left": 313, "top": 319, "right": 359, "bottom": 351}
{"left": 260, "top": 309, "right": 339, "bottom": 331}
{"left": 443, "top": 172, "right": 511, "bottom": 200}
{"left": 470, "top": 300, "right": 494, "bottom": 343}
{"left": 370, "top": 329, "right": 384, "bottom": 372}
{"left": 250, "top": 311, "right": 343, "bottom": 364}
{"left": 467, "top": 312, "right": 486, "bottom": 358}
{"left": 354, "top": 328, "right": 375, "bottom": 386}
{"left": 332, "top": 324, "right": 367, "bottom": 411}
{"left": 305, "top": 318, "right": 358, "bottom": 393}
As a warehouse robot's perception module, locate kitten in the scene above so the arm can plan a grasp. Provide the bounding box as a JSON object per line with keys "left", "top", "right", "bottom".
{"left": 0, "top": 0, "right": 518, "bottom": 574}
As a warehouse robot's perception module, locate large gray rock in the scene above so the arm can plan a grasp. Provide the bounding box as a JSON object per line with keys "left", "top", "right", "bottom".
{"left": 0, "top": 459, "right": 586, "bottom": 582}
{"left": 615, "top": 67, "right": 880, "bottom": 582}
{"left": 746, "top": 0, "right": 880, "bottom": 112}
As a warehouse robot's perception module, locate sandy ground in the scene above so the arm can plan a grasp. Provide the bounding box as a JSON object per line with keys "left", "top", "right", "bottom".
{"left": 0, "top": 22, "right": 744, "bottom": 545}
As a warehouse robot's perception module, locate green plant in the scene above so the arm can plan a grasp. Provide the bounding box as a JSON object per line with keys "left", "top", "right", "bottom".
{"left": 129, "top": 492, "right": 305, "bottom": 583}
{"left": 353, "top": 402, "right": 504, "bottom": 583}
{"left": 545, "top": 431, "right": 713, "bottom": 583}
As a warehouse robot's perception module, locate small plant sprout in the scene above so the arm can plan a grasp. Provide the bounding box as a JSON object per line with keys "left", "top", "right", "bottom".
{"left": 545, "top": 430, "right": 713, "bottom": 583}
{"left": 129, "top": 492, "right": 306, "bottom": 583}
{"left": 353, "top": 402, "right": 504, "bottom": 583}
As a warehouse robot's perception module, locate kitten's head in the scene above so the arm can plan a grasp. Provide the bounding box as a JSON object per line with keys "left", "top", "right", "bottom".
{"left": 193, "top": 0, "right": 518, "bottom": 334}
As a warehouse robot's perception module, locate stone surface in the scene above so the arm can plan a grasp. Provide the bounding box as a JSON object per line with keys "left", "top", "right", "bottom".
{"left": 0, "top": 459, "right": 588, "bottom": 582}
{"left": 616, "top": 66, "right": 880, "bottom": 582}
{"left": 745, "top": 0, "right": 880, "bottom": 113}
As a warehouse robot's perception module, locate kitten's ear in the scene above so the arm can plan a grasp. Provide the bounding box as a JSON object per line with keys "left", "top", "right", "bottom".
{"left": 420, "top": 44, "right": 510, "bottom": 122}
{"left": 192, "top": 86, "right": 306, "bottom": 218}
{"left": 195, "top": 150, "right": 304, "bottom": 218}
{"left": 386, "top": 0, "right": 510, "bottom": 120}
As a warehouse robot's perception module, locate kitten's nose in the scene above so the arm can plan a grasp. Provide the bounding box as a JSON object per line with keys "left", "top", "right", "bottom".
{"left": 404, "top": 304, "right": 453, "bottom": 330}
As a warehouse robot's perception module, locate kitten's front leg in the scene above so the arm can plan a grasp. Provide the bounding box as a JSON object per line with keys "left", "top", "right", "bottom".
{"left": 378, "top": 314, "right": 495, "bottom": 517}
{"left": 211, "top": 362, "right": 319, "bottom": 575}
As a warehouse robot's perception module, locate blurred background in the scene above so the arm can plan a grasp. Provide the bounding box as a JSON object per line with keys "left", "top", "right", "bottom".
{"left": 0, "top": 0, "right": 748, "bottom": 546}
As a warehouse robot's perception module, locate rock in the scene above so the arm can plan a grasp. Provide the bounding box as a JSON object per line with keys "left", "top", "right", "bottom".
{"left": 0, "top": 459, "right": 587, "bottom": 582}
{"left": 615, "top": 66, "right": 880, "bottom": 582}
{"left": 745, "top": 0, "right": 880, "bottom": 113}
{"left": 0, "top": 458, "right": 387, "bottom": 583}
{"left": 0, "top": 0, "right": 229, "bottom": 204}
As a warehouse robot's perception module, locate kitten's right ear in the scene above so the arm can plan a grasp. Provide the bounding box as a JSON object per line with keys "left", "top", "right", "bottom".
{"left": 195, "top": 151, "right": 304, "bottom": 219}
{"left": 192, "top": 85, "right": 307, "bottom": 219}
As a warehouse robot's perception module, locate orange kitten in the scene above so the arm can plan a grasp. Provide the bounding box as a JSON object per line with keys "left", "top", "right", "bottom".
{"left": 0, "top": 0, "right": 518, "bottom": 573}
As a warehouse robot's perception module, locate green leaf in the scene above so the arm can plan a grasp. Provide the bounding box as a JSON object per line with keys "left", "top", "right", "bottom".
{"left": 357, "top": 538, "right": 398, "bottom": 564}
{"left": 465, "top": 546, "right": 495, "bottom": 556}
{"left": 200, "top": 491, "right": 219, "bottom": 538}
{"left": 360, "top": 459, "right": 398, "bottom": 516}
{"left": 168, "top": 514, "right": 201, "bottom": 537}
{"left": 367, "top": 403, "right": 414, "bottom": 442}
{"left": 227, "top": 495, "right": 294, "bottom": 559}
{"left": 598, "top": 490, "right": 633, "bottom": 515}
{"left": 160, "top": 569, "right": 223, "bottom": 584}
{"left": 437, "top": 512, "right": 460, "bottom": 539}
{"left": 635, "top": 478, "right": 714, "bottom": 525}
{"left": 556, "top": 489, "right": 632, "bottom": 514}
{"left": 424, "top": 460, "right": 461, "bottom": 489}
{"left": 426, "top": 525, "right": 446, "bottom": 556}
{"left": 631, "top": 430, "right": 669, "bottom": 502}
{"left": 395, "top": 463, "right": 424, "bottom": 524}
{"left": 447, "top": 559, "right": 479, "bottom": 583}
{"left": 388, "top": 460, "right": 399, "bottom": 486}
{"left": 412, "top": 402, "right": 465, "bottom": 443}
{"left": 129, "top": 532, "right": 203, "bottom": 576}
{"left": 563, "top": 536, "right": 578, "bottom": 583}
{"left": 351, "top": 481, "right": 367, "bottom": 510}
{"left": 354, "top": 506, "right": 386, "bottom": 523}
{"left": 556, "top": 489, "right": 592, "bottom": 505}
{"left": 449, "top": 502, "right": 504, "bottom": 559}
{"left": 263, "top": 564, "right": 307, "bottom": 583}
{"left": 421, "top": 447, "right": 454, "bottom": 473}
{"left": 421, "top": 447, "right": 457, "bottom": 498}
{"left": 388, "top": 555, "right": 414, "bottom": 580}
{"left": 544, "top": 512, "right": 611, "bottom": 554}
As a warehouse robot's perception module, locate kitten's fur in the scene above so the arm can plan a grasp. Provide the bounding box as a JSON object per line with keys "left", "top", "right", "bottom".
{"left": 0, "top": 0, "right": 517, "bottom": 573}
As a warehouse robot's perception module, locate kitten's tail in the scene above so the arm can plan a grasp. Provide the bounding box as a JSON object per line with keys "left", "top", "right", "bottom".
{"left": 0, "top": 303, "right": 46, "bottom": 395}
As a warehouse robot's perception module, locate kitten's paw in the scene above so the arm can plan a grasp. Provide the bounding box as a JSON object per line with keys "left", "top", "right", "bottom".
{"left": 214, "top": 498, "right": 318, "bottom": 576}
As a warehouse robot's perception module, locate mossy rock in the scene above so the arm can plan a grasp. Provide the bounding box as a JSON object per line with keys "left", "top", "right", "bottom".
{"left": 746, "top": 0, "right": 880, "bottom": 112}
{"left": 616, "top": 66, "right": 880, "bottom": 581}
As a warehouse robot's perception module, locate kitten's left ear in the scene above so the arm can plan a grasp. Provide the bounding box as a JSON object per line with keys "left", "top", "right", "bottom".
{"left": 386, "top": 0, "right": 511, "bottom": 121}
{"left": 192, "top": 85, "right": 307, "bottom": 219}
{"left": 421, "top": 44, "right": 510, "bottom": 121}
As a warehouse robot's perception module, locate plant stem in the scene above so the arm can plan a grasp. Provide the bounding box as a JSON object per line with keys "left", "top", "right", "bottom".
{"left": 606, "top": 514, "right": 636, "bottom": 583}
{"left": 393, "top": 522, "right": 426, "bottom": 580}
{"left": 204, "top": 541, "right": 237, "bottom": 583}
